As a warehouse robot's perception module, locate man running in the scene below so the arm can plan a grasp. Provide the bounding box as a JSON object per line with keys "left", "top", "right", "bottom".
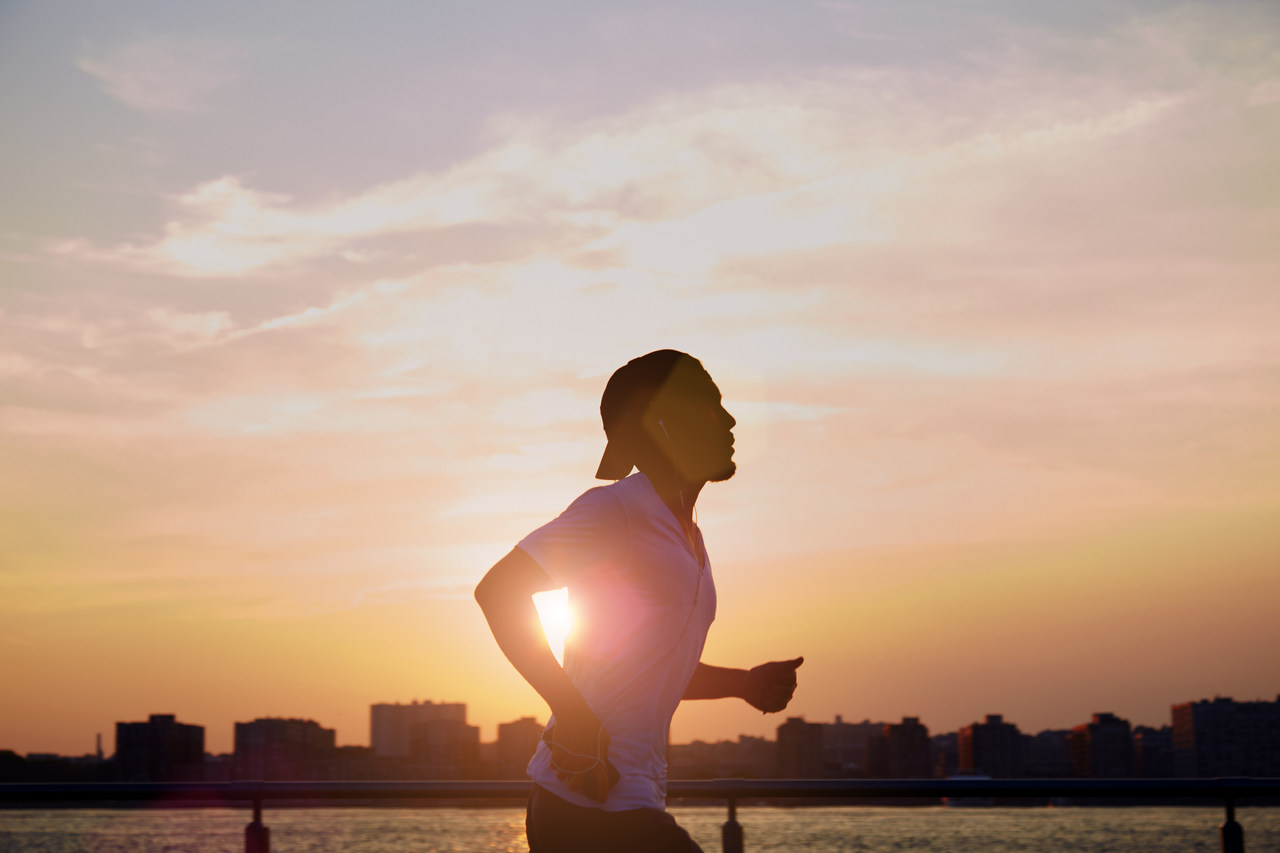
{"left": 476, "top": 349, "right": 803, "bottom": 853}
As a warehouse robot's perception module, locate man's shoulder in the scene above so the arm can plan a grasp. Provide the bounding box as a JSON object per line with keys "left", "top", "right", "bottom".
{"left": 592, "top": 472, "right": 656, "bottom": 508}
{"left": 540, "top": 474, "right": 655, "bottom": 536}
{"left": 547, "top": 475, "right": 641, "bottom": 526}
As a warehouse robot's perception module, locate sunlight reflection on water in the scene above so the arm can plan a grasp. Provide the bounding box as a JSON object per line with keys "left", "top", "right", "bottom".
{"left": 1, "top": 806, "right": 1277, "bottom": 853}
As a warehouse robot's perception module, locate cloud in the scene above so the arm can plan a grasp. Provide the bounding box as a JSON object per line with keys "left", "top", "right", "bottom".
{"left": 50, "top": 69, "right": 1181, "bottom": 280}
{"left": 77, "top": 34, "right": 241, "bottom": 112}
{"left": 147, "top": 307, "right": 233, "bottom": 342}
{"left": 1248, "top": 78, "right": 1280, "bottom": 106}
{"left": 13, "top": 3, "right": 1280, "bottom": 601}
{"left": 58, "top": 4, "right": 1270, "bottom": 288}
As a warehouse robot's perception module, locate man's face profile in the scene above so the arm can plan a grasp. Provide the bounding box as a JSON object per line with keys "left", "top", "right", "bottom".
{"left": 640, "top": 367, "right": 737, "bottom": 484}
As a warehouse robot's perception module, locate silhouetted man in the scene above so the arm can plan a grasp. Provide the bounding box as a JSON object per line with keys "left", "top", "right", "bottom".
{"left": 476, "top": 350, "right": 803, "bottom": 853}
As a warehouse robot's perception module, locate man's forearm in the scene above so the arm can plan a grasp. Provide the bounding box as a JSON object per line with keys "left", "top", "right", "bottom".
{"left": 478, "top": 595, "right": 589, "bottom": 719}
{"left": 682, "top": 661, "right": 748, "bottom": 700}
{"left": 683, "top": 657, "right": 805, "bottom": 711}
{"left": 475, "top": 548, "right": 594, "bottom": 722}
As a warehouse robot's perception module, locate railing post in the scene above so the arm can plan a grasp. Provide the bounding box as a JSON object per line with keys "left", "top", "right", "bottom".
{"left": 246, "top": 797, "right": 270, "bottom": 853}
{"left": 1220, "top": 797, "right": 1243, "bottom": 853}
{"left": 722, "top": 796, "right": 743, "bottom": 853}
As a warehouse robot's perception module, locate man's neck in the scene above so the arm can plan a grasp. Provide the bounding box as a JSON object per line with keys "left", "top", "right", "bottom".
{"left": 639, "top": 464, "right": 704, "bottom": 525}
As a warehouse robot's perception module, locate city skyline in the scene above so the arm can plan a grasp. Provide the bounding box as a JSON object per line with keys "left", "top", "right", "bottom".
{"left": 4, "top": 1, "right": 1279, "bottom": 758}
{"left": 13, "top": 687, "right": 1277, "bottom": 760}
{"left": 10, "top": 693, "right": 1279, "bottom": 787}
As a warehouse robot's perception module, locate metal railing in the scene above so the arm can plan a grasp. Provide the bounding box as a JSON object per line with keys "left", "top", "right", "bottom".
{"left": 3, "top": 777, "right": 1278, "bottom": 853}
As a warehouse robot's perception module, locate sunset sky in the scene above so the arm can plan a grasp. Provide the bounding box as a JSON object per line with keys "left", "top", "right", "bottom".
{"left": 3, "top": 1, "right": 1279, "bottom": 757}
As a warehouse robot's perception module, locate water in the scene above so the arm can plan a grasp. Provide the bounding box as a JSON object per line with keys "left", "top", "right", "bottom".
{"left": 1, "top": 806, "right": 1277, "bottom": 853}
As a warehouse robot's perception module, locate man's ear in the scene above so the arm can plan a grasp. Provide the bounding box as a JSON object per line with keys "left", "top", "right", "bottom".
{"left": 637, "top": 405, "right": 670, "bottom": 449}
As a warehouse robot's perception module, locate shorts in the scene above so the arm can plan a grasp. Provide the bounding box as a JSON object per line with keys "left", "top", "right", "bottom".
{"left": 526, "top": 784, "right": 705, "bottom": 853}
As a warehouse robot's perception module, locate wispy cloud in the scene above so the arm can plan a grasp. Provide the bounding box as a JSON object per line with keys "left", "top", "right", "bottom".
{"left": 52, "top": 66, "right": 1184, "bottom": 281}
{"left": 77, "top": 34, "right": 241, "bottom": 112}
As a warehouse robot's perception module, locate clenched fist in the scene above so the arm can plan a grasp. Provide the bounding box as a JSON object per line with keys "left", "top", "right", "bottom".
{"left": 742, "top": 657, "right": 803, "bottom": 713}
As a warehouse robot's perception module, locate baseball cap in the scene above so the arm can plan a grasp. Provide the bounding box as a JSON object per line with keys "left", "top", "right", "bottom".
{"left": 595, "top": 349, "right": 705, "bottom": 480}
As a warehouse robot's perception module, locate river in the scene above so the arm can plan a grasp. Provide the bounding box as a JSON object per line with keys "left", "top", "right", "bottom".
{"left": 1, "top": 805, "right": 1277, "bottom": 852}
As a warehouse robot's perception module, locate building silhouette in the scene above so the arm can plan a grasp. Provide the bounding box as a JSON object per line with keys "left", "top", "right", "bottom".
{"left": 821, "top": 716, "right": 885, "bottom": 778}
{"left": 496, "top": 716, "right": 543, "bottom": 779}
{"left": 371, "top": 700, "right": 467, "bottom": 758}
{"left": 958, "top": 714, "right": 1022, "bottom": 778}
{"left": 233, "top": 717, "right": 335, "bottom": 780}
{"left": 1132, "top": 725, "right": 1174, "bottom": 778}
{"left": 1021, "top": 729, "right": 1073, "bottom": 777}
{"left": 867, "top": 717, "right": 932, "bottom": 779}
{"left": 668, "top": 735, "right": 775, "bottom": 779}
{"left": 1172, "top": 695, "right": 1280, "bottom": 777}
{"left": 3, "top": 748, "right": 109, "bottom": 784}
{"left": 369, "top": 700, "right": 480, "bottom": 778}
{"left": 776, "top": 717, "right": 824, "bottom": 778}
{"left": 729, "top": 735, "right": 776, "bottom": 778}
{"left": 931, "top": 732, "right": 958, "bottom": 778}
{"left": 411, "top": 717, "right": 480, "bottom": 778}
{"left": 115, "top": 714, "right": 204, "bottom": 782}
{"left": 1070, "top": 713, "right": 1133, "bottom": 778}
{"left": 329, "top": 745, "right": 379, "bottom": 780}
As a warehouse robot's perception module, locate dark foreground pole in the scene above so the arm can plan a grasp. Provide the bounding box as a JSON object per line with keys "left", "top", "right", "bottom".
{"left": 246, "top": 798, "right": 270, "bottom": 853}
{"left": 722, "top": 797, "right": 743, "bottom": 853}
{"left": 1220, "top": 798, "right": 1243, "bottom": 853}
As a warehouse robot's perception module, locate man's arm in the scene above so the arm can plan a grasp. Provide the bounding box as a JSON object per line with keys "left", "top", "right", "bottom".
{"left": 683, "top": 658, "right": 804, "bottom": 712}
{"left": 476, "top": 545, "right": 622, "bottom": 803}
{"left": 475, "top": 547, "right": 599, "bottom": 728}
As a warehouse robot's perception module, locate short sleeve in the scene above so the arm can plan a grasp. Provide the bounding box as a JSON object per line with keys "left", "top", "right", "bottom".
{"left": 516, "top": 487, "right": 629, "bottom": 587}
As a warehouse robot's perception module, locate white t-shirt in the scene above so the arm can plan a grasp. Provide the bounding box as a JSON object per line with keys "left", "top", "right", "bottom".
{"left": 517, "top": 472, "right": 717, "bottom": 811}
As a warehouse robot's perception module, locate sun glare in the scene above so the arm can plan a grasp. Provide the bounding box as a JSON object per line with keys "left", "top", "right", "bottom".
{"left": 533, "top": 588, "right": 572, "bottom": 663}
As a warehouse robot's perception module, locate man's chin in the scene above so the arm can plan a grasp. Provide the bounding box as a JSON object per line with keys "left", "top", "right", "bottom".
{"left": 708, "top": 462, "right": 737, "bottom": 483}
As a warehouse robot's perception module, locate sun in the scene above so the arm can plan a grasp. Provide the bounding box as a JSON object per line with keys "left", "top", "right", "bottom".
{"left": 533, "top": 588, "right": 573, "bottom": 664}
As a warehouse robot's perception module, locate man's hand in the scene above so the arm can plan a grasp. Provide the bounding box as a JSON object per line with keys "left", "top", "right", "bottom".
{"left": 543, "top": 707, "right": 620, "bottom": 803}
{"left": 742, "top": 657, "right": 804, "bottom": 713}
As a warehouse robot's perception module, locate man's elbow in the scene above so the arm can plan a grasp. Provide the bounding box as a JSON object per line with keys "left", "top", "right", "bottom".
{"left": 474, "top": 555, "right": 519, "bottom": 613}
{"left": 475, "top": 547, "right": 549, "bottom": 614}
{"left": 474, "top": 572, "right": 498, "bottom": 612}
